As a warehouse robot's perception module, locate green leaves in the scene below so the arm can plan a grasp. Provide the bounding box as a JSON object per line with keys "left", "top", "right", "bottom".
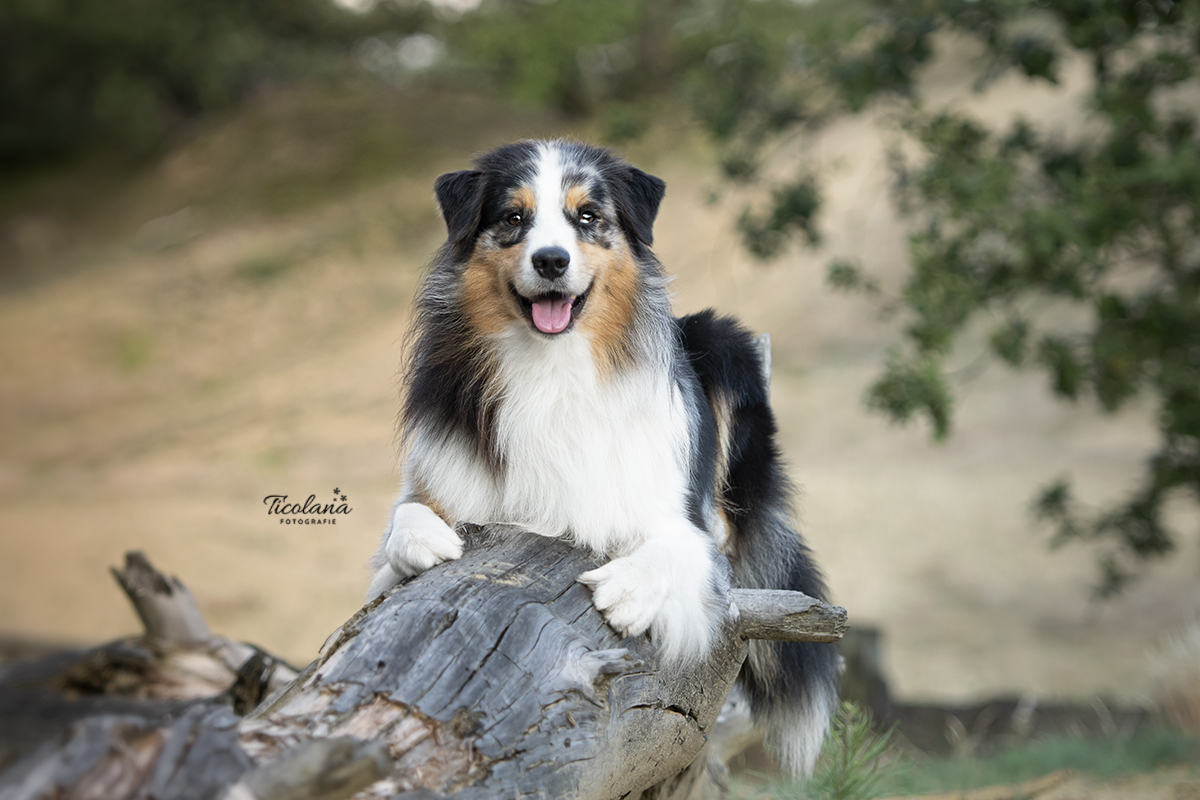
{"left": 1036, "top": 475, "right": 1177, "bottom": 598}
{"left": 449, "top": 0, "right": 643, "bottom": 116}
{"left": 1036, "top": 336, "right": 1083, "bottom": 401}
{"left": 989, "top": 317, "right": 1029, "bottom": 367}
{"left": 1009, "top": 34, "right": 1059, "bottom": 82}
{"left": 739, "top": 177, "right": 822, "bottom": 258}
{"left": 828, "top": 259, "right": 880, "bottom": 295}
{"left": 866, "top": 351, "right": 953, "bottom": 440}
{"left": 0, "top": 0, "right": 410, "bottom": 161}
{"left": 701, "top": 0, "right": 1200, "bottom": 595}
{"left": 832, "top": 10, "right": 936, "bottom": 110}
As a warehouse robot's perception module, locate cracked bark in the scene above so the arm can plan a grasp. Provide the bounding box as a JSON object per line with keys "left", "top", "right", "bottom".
{"left": 0, "top": 527, "right": 846, "bottom": 800}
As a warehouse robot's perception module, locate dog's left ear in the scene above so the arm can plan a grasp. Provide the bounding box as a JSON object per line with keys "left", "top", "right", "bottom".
{"left": 434, "top": 169, "right": 485, "bottom": 246}
{"left": 614, "top": 166, "right": 666, "bottom": 247}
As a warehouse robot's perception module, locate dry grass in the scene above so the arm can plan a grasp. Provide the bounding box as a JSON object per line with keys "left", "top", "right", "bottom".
{"left": 1150, "top": 623, "right": 1200, "bottom": 733}
{"left": 1, "top": 60, "right": 1198, "bottom": 704}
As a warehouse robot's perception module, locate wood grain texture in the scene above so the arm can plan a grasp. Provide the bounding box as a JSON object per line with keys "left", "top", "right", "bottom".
{"left": 241, "top": 525, "right": 747, "bottom": 799}
{"left": 732, "top": 589, "right": 848, "bottom": 643}
{"left": 110, "top": 551, "right": 211, "bottom": 646}
{"left": 1, "top": 529, "right": 847, "bottom": 800}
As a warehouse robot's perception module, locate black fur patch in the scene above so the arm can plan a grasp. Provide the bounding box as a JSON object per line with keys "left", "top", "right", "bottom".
{"left": 612, "top": 166, "right": 666, "bottom": 248}
{"left": 434, "top": 170, "right": 485, "bottom": 249}
{"left": 403, "top": 272, "right": 505, "bottom": 471}
{"left": 678, "top": 310, "right": 841, "bottom": 721}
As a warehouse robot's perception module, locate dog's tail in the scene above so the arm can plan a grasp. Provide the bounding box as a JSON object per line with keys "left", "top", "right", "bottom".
{"left": 678, "top": 310, "right": 840, "bottom": 776}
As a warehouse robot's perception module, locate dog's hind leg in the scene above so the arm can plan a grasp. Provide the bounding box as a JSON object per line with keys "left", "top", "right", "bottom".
{"left": 678, "top": 310, "right": 840, "bottom": 776}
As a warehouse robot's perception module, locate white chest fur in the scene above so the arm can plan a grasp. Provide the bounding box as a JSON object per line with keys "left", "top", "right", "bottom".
{"left": 410, "top": 328, "right": 694, "bottom": 556}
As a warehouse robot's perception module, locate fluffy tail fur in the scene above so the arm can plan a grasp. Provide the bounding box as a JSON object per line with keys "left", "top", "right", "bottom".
{"left": 677, "top": 310, "right": 840, "bottom": 776}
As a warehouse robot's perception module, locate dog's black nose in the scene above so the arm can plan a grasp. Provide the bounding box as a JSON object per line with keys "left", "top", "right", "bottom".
{"left": 531, "top": 246, "right": 570, "bottom": 280}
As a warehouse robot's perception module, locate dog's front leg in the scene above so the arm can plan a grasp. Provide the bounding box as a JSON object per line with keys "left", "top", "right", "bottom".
{"left": 577, "top": 521, "right": 726, "bottom": 665}
{"left": 368, "top": 501, "right": 462, "bottom": 598}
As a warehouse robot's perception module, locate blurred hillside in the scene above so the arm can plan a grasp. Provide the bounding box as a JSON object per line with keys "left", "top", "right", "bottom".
{"left": 1, "top": 2, "right": 1198, "bottom": 710}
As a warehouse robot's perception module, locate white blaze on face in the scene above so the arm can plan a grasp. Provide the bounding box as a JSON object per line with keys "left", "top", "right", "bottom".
{"left": 520, "top": 144, "right": 589, "bottom": 298}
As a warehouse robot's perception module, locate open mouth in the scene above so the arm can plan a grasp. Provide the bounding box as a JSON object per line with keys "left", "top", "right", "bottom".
{"left": 510, "top": 283, "right": 592, "bottom": 335}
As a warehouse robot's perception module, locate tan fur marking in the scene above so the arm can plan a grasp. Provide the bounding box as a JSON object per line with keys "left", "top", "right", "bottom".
{"left": 462, "top": 244, "right": 523, "bottom": 336}
{"left": 710, "top": 388, "right": 735, "bottom": 493}
{"left": 565, "top": 184, "right": 591, "bottom": 212}
{"left": 711, "top": 389, "right": 738, "bottom": 558}
{"left": 577, "top": 240, "right": 639, "bottom": 377}
{"left": 715, "top": 508, "right": 737, "bottom": 558}
{"left": 411, "top": 481, "right": 453, "bottom": 526}
{"left": 511, "top": 186, "right": 536, "bottom": 213}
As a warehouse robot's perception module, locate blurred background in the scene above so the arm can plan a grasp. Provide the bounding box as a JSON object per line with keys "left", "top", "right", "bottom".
{"left": 1, "top": 0, "right": 1199, "bottom": 792}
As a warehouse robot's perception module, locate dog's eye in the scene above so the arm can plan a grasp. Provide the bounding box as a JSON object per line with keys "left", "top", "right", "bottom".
{"left": 578, "top": 211, "right": 595, "bottom": 225}
{"left": 506, "top": 212, "right": 523, "bottom": 227}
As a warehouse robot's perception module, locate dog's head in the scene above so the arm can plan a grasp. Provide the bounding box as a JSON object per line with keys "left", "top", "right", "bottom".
{"left": 433, "top": 140, "right": 666, "bottom": 341}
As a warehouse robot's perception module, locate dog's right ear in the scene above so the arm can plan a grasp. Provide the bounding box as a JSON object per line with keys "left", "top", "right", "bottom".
{"left": 434, "top": 169, "right": 485, "bottom": 246}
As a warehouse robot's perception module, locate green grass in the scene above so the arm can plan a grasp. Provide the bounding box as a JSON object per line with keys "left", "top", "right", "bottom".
{"left": 256, "top": 447, "right": 289, "bottom": 472}
{"left": 732, "top": 725, "right": 1200, "bottom": 800}
{"left": 236, "top": 253, "right": 295, "bottom": 284}
{"left": 881, "top": 727, "right": 1200, "bottom": 797}
{"left": 811, "top": 702, "right": 897, "bottom": 800}
{"left": 113, "top": 329, "right": 153, "bottom": 371}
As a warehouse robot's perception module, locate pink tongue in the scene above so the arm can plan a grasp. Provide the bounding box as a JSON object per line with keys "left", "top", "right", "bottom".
{"left": 531, "top": 296, "right": 573, "bottom": 334}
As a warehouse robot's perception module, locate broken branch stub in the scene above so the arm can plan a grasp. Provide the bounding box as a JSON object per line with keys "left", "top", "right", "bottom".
{"left": 732, "top": 589, "right": 848, "bottom": 643}
{"left": 110, "top": 551, "right": 210, "bottom": 646}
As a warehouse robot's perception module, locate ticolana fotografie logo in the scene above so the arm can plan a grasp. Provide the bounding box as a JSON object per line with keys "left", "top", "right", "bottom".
{"left": 263, "top": 488, "right": 353, "bottom": 525}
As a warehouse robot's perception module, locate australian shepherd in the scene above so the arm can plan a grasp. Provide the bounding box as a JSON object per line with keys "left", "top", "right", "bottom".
{"left": 369, "top": 140, "right": 839, "bottom": 775}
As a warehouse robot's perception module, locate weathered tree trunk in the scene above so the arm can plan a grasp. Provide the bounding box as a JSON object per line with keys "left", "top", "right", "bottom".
{"left": 0, "top": 527, "right": 846, "bottom": 800}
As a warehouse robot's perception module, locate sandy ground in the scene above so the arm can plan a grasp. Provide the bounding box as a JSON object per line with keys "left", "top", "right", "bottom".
{"left": 2, "top": 51, "right": 1198, "bottom": 709}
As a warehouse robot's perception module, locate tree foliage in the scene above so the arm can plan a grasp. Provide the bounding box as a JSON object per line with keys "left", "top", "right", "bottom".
{"left": 0, "top": 0, "right": 427, "bottom": 163}
{"left": 443, "top": 0, "right": 647, "bottom": 117}
{"left": 438, "top": 0, "right": 865, "bottom": 142}
{"left": 703, "top": 0, "right": 1200, "bottom": 595}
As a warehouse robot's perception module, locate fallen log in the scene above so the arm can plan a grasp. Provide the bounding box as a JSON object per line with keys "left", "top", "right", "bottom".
{"left": 0, "top": 553, "right": 299, "bottom": 778}
{"left": 0, "top": 526, "right": 846, "bottom": 800}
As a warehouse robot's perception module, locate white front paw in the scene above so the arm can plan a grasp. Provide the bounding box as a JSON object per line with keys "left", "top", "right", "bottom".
{"left": 385, "top": 502, "right": 463, "bottom": 578}
{"left": 578, "top": 537, "right": 722, "bottom": 665}
{"left": 577, "top": 558, "right": 668, "bottom": 639}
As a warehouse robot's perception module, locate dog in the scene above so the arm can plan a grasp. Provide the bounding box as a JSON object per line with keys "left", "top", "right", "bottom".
{"left": 368, "top": 139, "right": 839, "bottom": 775}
